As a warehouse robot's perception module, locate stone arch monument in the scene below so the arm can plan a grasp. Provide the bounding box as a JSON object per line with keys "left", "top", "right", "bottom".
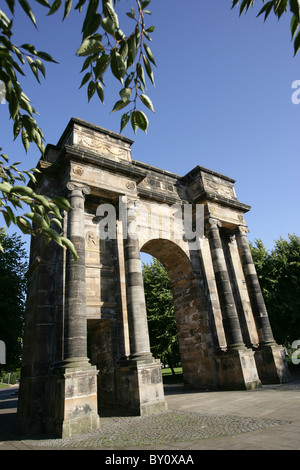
{"left": 16, "top": 118, "right": 290, "bottom": 438}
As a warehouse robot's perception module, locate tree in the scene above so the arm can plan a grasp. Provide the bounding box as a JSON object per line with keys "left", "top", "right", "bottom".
{"left": 232, "top": 0, "right": 300, "bottom": 56}
{"left": 0, "top": 0, "right": 156, "bottom": 254}
{"left": 142, "top": 257, "right": 180, "bottom": 374}
{"left": 0, "top": 228, "right": 27, "bottom": 371}
{"left": 250, "top": 234, "right": 300, "bottom": 346}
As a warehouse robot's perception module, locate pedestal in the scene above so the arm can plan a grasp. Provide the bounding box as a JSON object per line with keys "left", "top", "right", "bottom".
{"left": 46, "top": 361, "right": 100, "bottom": 438}
{"left": 115, "top": 358, "right": 167, "bottom": 416}
{"left": 254, "top": 344, "right": 292, "bottom": 384}
{"left": 215, "top": 348, "right": 262, "bottom": 390}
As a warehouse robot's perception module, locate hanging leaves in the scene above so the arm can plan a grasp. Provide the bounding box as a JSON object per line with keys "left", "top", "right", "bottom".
{"left": 75, "top": 0, "right": 156, "bottom": 134}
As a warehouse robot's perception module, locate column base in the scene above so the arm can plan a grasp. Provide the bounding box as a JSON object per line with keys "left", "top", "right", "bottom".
{"left": 115, "top": 357, "right": 167, "bottom": 416}
{"left": 254, "top": 343, "right": 292, "bottom": 384}
{"left": 46, "top": 361, "right": 100, "bottom": 438}
{"left": 215, "top": 348, "right": 262, "bottom": 390}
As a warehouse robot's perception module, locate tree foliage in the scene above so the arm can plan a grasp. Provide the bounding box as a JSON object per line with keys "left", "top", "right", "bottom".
{"left": 1, "top": 0, "right": 299, "bottom": 255}
{"left": 142, "top": 257, "right": 180, "bottom": 373}
{"left": 250, "top": 234, "right": 300, "bottom": 346}
{"left": 0, "top": 228, "right": 27, "bottom": 371}
{"left": 0, "top": 0, "right": 156, "bottom": 255}
{"left": 232, "top": 0, "right": 300, "bottom": 56}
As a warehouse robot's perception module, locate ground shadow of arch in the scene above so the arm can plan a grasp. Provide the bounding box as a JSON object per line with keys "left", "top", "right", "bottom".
{"left": 141, "top": 238, "right": 219, "bottom": 391}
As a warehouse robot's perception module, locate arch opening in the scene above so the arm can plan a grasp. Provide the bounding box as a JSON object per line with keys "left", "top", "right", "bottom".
{"left": 141, "top": 239, "right": 218, "bottom": 391}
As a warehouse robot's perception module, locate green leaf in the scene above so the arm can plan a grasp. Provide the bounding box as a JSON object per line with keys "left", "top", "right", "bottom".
{"left": 61, "top": 236, "right": 79, "bottom": 261}
{"left": 47, "top": 0, "right": 62, "bottom": 15}
{"left": 105, "top": 1, "right": 119, "bottom": 29}
{"left": 141, "top": 0, "right": 151, "bottom": 9}
{"left": 63, "top": 0, "right": 72, "bottom": 19}
{"left": 79, "top": 71, "right": 91, "bottom": 88}
{"left": 82, "top": 13, "right": 101, "bottom": 39}
{"left": 24, "top": 211, "right": 48, "bottom": 228}
{"left": 290, "top": 0, "right": 300, "bottom": 22}
{"left": 127, "top": 34, "right": 137, "bottom": 66}
{"left": 21, "top": 129, "right": 30, "bottom": 152}
{"left": 8, "top": 88, "right": 19, "bottom": 120}
{"left": 10, "top": 185, "right": 35, "bottom": 196}
{"left": 36, "top": 51, "right": 58, "bottom": 63}
{"left": 87, "top": 80, "right": 96, "bottom": 101}
{"left": 76, "top": 37, "right": 103, "bottom": 56}
{"left": 52, "top": 195, "right": 72, "bottom": 211}
{"left": 126, "top": 6, "right": 136, "bottom": 20}
{"left": 136, "top": 62, "right": 146, "bottom": 88}
{"left": 110, "top": 50, "right": 126, "bottom": 83}
{"left": 135, "top": 110, "right": 149, "bottom": 132}
{"left": 32, "top": 193, "right": 52, "bottom": 208}
{"left": 139, "top": 93, "right": 155, "bottom": 112}
{"left": 41, "top": 226, "right": 63, "bottom": 245}
{"left": 0, "top": 182, "right": 12, "bottom": 193}
{"left": 119, "top": 87, "right": 132, "bottom": 102}
{"left": 4, "top": 205, "right": 17, "bottom": 224}
{"left": 120, "top": 112, "right": 130, "bottom": 132}
{"left": 0, "top": 153, "right": 9, "bottom": 163}
{"left": 94, "top": 54, "right": 110, "bottom": 79}
{"left": 96, "top": 81, "right": 104, "bottom": 103}
{"left": 294, "top": 28, "right": 300, "bottom": 55}
{"left": 130, "top": 110, "right": 138, "bottom": 134}
{"left": 101, "top": 16, "right": 116, "bottom": 36}
{"left": 144, "top": 43, "right": 156, "bottom": 66}
{"left": 142, "top": 54, "right": 155, "bottom": 85}
{"left": 18, "top": 0, "right": 37, "bottom": 26}
{"left": 291, "top": 14, "right": 300, "bottom": 39}
{"left": 111, "top": 99, "right": 130, "bottom": 112}
{"left": 16, "top": 216, "right": 32, "bottom": 234}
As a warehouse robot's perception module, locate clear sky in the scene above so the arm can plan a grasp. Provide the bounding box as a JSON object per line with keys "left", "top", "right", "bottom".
{"left": 1, "top": 0, "right": 300, "bottom": 254}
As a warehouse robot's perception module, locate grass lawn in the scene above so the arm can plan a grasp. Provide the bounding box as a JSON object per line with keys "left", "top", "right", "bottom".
{"left": 161, "top": 366, "right": 183, "bottom": 384}
{"left": 162, "top": 367, "right": 182, "bottom": 376}
{"left": 0, "top": 383, "right": 11, "bottom": 389}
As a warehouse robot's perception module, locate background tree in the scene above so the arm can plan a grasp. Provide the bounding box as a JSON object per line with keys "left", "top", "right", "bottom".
{"left": 250, "top": 234, "right": 300, "bottom": 346}
{"left": 142, "top": 257, "right": 180, "bottom": 374}
{"left": 0, "top": 228, "right": 27, "bottom": 372}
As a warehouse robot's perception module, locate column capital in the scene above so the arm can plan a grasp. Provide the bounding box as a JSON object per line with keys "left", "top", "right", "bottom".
{"left": 236, "top": 225, "right": 249, "bottom": 236}
{"left": 207, "top": 217, "right": 222, "bottom": 230}
{"left": 67, "top": 182, "right": 91, "bottom": 197}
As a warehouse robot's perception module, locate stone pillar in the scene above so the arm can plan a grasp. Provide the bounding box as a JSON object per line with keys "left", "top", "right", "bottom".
{"left": 207, "top": 218, "right": 261, "bottom": 390}
{"left": 115, "top": 196, "right": 167, "bottom": 415}
{"left": 235, "top": 225, "right": 275, "bottom": 346}
{"left": 63, "top": 182, "right": 92, "bottom": 366}
{"left": 207, "top": 218, "right": 245, "bottom": 350}
{"left": 123, "top": 197, "right": 153, "bottom": 362}
{"left": 47, "top": 182, "right": 100, "bottom": 437}
{"left": 235, "top": 225, "right": 291, "bottom": 384}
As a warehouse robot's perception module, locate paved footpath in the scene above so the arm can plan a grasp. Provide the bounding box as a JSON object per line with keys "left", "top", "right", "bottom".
{"left": 1, "top": 369, "right": 300, "bottom": 451}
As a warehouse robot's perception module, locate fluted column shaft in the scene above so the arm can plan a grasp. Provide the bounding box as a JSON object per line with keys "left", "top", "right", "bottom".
{"left": 235, "top": 225, "right": 275, "bottom": 346}
{"left": 207, "top": 218, "right": 245, "bottom": 350}
{"left": 64, "top": 182, "right": 90, "bottom": 364}
{"left": 123, "top": 197, "right": 153, "bottom": 361}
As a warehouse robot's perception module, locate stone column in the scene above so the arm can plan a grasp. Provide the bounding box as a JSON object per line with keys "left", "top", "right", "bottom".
{"left": 207, "top": 218, "right": 245, "bottom": 350}
{"left": 47, "top": 182, "right": 100, "bottom": 438}
{"left": 63, "top": 182, "right": 91, "bottom": 366}
{"left": 123, "top": 197, "right": 153, "bottom": 362}
{"left": 207, "top": 218, "right": 261, "bottom": 390}
{"left": 115, "top": 196, "right": 167, "bottom": 415}
{"left": 235, "top": 225, "right": 291, "bottom": 384}
{"left": 235, "top": 225, "right": 275, "bottom": 346}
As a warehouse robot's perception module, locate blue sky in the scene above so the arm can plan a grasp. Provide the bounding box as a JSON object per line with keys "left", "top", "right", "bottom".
{"left": 1, "top": 0, "right": 300, "bottom": 254}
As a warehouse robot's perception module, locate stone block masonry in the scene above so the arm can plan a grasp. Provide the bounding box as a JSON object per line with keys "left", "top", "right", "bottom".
{"left": 16, "top": 118, "right": 291, "bottom": 438}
